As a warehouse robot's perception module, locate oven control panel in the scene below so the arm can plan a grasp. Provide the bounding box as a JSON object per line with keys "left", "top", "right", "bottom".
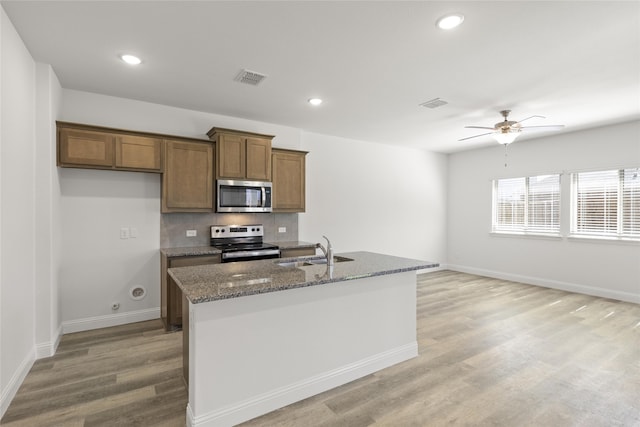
{"left": 211, "top": 224, "right": 264, "bottom": 239}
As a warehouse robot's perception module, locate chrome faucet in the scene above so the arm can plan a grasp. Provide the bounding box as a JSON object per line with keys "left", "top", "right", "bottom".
{"left": 316, "top": 235, "right": 334, "bottom": 267}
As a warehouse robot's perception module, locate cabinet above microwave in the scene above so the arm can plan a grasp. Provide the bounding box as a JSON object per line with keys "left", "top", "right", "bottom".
{"left": 207, "top": 127, "right": 274, "bottom": 181}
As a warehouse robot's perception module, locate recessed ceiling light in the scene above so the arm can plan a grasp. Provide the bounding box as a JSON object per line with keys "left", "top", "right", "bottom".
{"left": 308, "top": 98, "right": 323, "bottom": 106}
{"left": 120, "top": 54, "right": 142, "bottom": 65}
{"left": 436, "top": 13, "right": 464, "bottom": 30}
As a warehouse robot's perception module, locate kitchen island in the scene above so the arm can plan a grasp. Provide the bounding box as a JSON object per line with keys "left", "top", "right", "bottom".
{"left": 169, "top": 251, "right": 438, "bottom": 427}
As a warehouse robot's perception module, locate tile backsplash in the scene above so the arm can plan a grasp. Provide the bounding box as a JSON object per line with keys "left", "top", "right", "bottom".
{"left": 161, "top": 213, "right": 299, "bottom": 248}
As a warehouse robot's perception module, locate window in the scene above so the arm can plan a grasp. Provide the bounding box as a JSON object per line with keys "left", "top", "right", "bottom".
{"left": 493, "top": 174, "right": 560, "bottom": 234}
{"left": 572, "top": 168, "right": 640, "bottom": 239}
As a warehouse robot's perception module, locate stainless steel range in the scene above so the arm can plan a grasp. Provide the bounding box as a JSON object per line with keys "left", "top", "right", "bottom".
{"left": 210, "top": 224, "right": 280, "bottom": 263}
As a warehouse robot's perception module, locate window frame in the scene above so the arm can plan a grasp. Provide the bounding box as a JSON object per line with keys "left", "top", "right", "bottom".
{"left": 570, "top": 168, "right": 640, "bottom": 241}
{"left": 492, "top": 174, "right": 561, "bottom": 237}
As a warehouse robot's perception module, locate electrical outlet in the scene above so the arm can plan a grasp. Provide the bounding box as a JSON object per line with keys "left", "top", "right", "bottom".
{"left": 278, "top": 227, "right": 286, "bottom": 233}
{"left": 120, "top": 227, "right": 130, "bottom": 239}
{"left": 186, "top": 230, "right": 197, "bottom": 237}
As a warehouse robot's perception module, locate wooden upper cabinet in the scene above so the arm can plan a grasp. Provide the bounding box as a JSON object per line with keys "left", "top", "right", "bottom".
{"left": 115, "top": 134, "right": 162, "bottom": 171}
{"left": 162, "top": 139, "right": 214, "bottom": 213}
{"left": 59, "top": 127, "right": 114, "bottom": 167}
{"left": 207, "top": 127, "right": 273, "bottom": 181}
{"left": 245, "top": 137, "right": 271, "bottom": 180}
{"left": 57, "top": 122, "right": 162, "bottom": 172}
{"left": 217, "top": 133, "right": 246, "bottom": 178}
{"left": 272, "top": 148, "right": 307, "bottom": 213}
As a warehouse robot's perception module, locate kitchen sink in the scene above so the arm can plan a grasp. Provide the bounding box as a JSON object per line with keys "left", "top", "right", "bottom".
{"left": 275, "top": 256, "right": 353, "bottom": 268}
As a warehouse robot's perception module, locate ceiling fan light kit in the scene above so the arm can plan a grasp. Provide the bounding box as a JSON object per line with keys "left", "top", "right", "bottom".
{"left": 492, "top": 130, "right": 520, "bottom": 145}
{"left": 460, "top": 109, "right": 564, "bottom": 145}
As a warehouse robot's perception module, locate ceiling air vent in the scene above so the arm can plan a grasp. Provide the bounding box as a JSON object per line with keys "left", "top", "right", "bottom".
{"left": 420, "top": 98, "right": 448, "bottom": 109}
{"left": 234, "top": 69, "right": 267, "bottom": 86}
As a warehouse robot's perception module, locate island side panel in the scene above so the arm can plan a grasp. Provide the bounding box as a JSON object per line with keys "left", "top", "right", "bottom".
{"left": 186, "top": 271, "right": 418, "bottom": 427}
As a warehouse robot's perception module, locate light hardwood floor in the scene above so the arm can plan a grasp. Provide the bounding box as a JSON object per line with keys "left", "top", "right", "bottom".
{"left": 2, "top": 270, "right": 639, "bottom": 426}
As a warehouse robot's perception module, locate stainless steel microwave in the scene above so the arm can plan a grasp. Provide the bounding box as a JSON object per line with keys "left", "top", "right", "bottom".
{"left": 216, "top": 179, "right": 272, "bottom": 213}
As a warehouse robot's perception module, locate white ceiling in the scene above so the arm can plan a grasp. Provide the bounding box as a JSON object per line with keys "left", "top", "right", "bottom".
{"left": 3, "top": 1, "right": 639, "bottom": 153}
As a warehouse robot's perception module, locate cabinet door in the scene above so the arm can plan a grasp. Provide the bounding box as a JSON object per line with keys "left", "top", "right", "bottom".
{"left": 59, "top": 127, "right": 114, "bottom": 167}
{"left": 163, "top": 254, "right": 222, "bottom": 331}
{"left": 272, "top": 150, "right": 306, "bottom": 212}
{"left": 115, "top": 134, "right": 162, "bottom": 171}
{"left": 217, "top": 133, "right": 246, "bottom": 178}
{"left": 162, "top": 139, "right": 214, "bottom": 212}
{"left": 246, "top": 137, "right": 272, "bottom": 181}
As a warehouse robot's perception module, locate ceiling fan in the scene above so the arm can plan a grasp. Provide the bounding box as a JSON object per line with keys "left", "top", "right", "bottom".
{"left": 460, "top": 110, "right": 565, "bottom": 145}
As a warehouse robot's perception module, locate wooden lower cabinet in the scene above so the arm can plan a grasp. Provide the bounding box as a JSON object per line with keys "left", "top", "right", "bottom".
{"left": 161, "top": 253, "right": 221, "bottom": 331}
{"left": 272, "top": 149, "right": 307, "bottom": 212}
{"left": 162, "top": 139, "right": 214, "bottom": 212}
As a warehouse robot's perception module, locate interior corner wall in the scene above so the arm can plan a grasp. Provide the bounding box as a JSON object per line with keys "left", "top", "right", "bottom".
{"left": 34, "top": 62, "right": 62, "bottom": 357}
{"left": 0, "top": 5, "right": 37, "bottom": 417}
{"left": 299, "top": 132, "right": 448, "bottom": 264}
{"left": 447, "top": 120, "right": 640, "bottom": 303}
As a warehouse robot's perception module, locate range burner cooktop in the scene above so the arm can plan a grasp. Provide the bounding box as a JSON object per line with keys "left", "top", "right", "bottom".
{"left": 210, "top": 224, "right": 280, "bottom": 262}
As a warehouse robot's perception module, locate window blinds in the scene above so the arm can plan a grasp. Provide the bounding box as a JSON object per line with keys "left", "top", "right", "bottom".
{"left": 622, "top": 168, "right": 640, "bottom": 236}
{"left": 494, "top": 175, "right": 560, "bottom": 233}
{"left": 573, "top": 168, "right": 640, "bottom": 238}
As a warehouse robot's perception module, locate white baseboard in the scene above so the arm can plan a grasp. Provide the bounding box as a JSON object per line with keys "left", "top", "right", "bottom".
{"left": 62, "top": 307, "right": 160, "bottom": 334}
{"left": 35, "top": 323, "right": 63, "bottom": 359}
{"left": 417, "top": 265, "right": 446, "bottom": 275}
{"left": 187, "top": 342, "right": 418, "bottom": 427}
{"left": 0, "top": 348, "right": 35, "bottom": 419}
{"left": 447, "top": 264, "right": 640, "bottom": 304}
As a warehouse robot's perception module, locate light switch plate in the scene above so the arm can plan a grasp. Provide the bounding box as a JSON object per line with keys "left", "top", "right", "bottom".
{"left": 120, "top": 227, "right": 130, "bottom": 239}
{"left": 186, "top": 230, "right": 197, "bottom": 237}
{"left": 130, "top": 227, "right": 139, "bottom": 238}
{"left": 278, "top": 227, "right": 286, "bottom": 233}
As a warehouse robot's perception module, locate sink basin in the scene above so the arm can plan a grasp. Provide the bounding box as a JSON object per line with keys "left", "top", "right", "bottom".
{"left": 275, "top": 256, "right": 353, "bottom": 268}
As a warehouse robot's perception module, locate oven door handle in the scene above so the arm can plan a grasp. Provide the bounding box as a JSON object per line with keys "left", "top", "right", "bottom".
{"left": 222, "top": 249, "right": 281, "bottom": 260}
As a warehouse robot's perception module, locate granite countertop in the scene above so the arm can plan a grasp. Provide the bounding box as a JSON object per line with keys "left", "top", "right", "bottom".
{"left": 160, "top": 246, "right": 222, "bottom": 257}
{"left": 169, "top": 251, "right": 439, "bottom": 304}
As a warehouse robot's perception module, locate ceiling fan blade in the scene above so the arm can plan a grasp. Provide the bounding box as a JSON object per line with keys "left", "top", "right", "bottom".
{"left": 458, "top": 131, "right": 495, "bottom": 141}
{"left": 515, "top": 115, "right": 545, "bottom": 124}
{"left": 464, "top": 126, "right": 496, "bottom": 130}
{"left": 520, "top": 125, "right": 565, "bottom": 131}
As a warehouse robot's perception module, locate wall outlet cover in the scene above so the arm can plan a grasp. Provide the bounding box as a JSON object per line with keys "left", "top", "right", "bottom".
{"left": 278, "top": 227, "right": 286, "bottom": 233}
{"left": 186, "top": 230, "right": 197, "bottom": 237}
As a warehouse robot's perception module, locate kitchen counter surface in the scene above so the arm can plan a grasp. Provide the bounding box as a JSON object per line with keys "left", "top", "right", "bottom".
{"left": 169, "top": 251, "right": 438, "bottom": 304}
{"left": 160, "top": 246, "right": 222, "bottom": 257}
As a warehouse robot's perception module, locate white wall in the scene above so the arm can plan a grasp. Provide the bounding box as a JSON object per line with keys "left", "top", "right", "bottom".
{"left": 299, "top": 132, "right": 447, "bottom": 263}
{"left": 1, "top": 6, "right": 37, "bottom": 416}
{"left": 448, "top": 121, "right": 640, "bottom": 303}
